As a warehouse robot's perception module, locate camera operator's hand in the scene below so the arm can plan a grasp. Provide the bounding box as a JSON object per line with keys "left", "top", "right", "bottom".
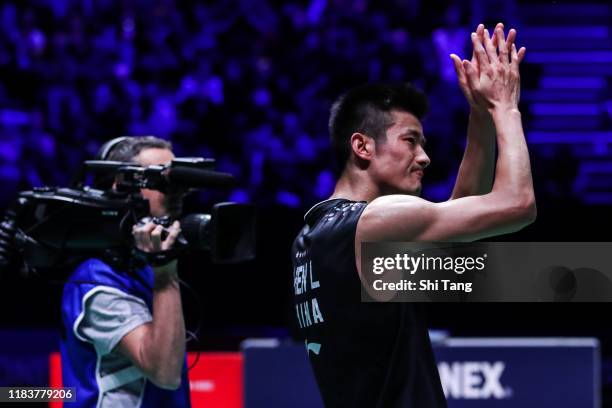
{"left": 133, "top": 220, "right": 181, "bottom": 253}
{"left": 132, "top": 220, "right": 182, "bottom": 283}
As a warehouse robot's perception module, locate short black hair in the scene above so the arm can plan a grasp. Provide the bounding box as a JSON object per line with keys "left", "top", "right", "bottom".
{"left": 105, "top": 136, "right": 172, "bottom": 162}
{"left": 328, "top": 83, "right": 428, "bottom": 170}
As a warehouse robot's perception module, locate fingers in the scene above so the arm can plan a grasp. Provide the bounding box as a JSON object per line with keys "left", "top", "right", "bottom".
{"left": 471, "top": 32, "right": 489, "bottom": 69}
{"left": 492, "top": 22, "right": 503, "bottom": 48}
{"left": 450, "top": 54, "right": 465, "bottom": 80}
{"left": 462, "top": 59, "right": 478, "bottom": 91}
{"left": 517, "top": 46, "right": 526, "bottom": 63}
{"left": 133, "top": 220, "right": 181, "bottom": 252}
{"left": 482, "top": 28, "right": 496, "bottom": 62}
{"left": 161, "top": 221, "right": 181, "bottom": 251}
{"left": 473, "top": 24, "right": 484, "bottom": 72}
{"left": 476, "top": 23, "right": 485, "bottom": 48}
{"left": 510, "top": 42, "right": 518, "bottom": 63}
{"left": 506, "top": 28, "right": 516, "bottom": 56}
{"left": 451, "top": 54, "right": 471, "bottom": 101}
{"left": 452, "top": 25, "right": 482, "bottom": 74}
{"left": 495, "top": 26, "right": 509, "bottom": 68}
{"left": 150, "top": 225, "right": 163, "bottom": 251}
{"left": 510, "top": 43, "right": 524, "bottom": 77}
{"left": 133, "top": 222, "right": 156, "bottom": 252}
{"left": 505, "top": 28, "right": 526, "bottom": 65}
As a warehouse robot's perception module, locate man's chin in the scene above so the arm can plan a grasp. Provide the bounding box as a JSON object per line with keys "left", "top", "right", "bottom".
{"left": 398, "top": 181, "right": 421, "bottom": 196}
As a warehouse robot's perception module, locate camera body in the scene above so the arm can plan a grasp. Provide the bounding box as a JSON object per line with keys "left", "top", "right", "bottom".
{"left": 0, "top": 158, "right": 256, "bottom": 275}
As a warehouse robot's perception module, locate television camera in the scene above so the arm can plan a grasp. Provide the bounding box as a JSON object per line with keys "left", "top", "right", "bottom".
{"left": 0, "top": 157, "right": 256, "bottom": 276}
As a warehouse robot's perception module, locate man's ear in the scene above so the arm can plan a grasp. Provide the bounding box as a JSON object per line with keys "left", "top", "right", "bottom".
{"left": 350, "top": 132, "right": 374, "bottom": 161}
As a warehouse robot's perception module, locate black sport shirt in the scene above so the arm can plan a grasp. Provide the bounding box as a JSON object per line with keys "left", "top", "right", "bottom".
{"left": 291, "top": 199, "right": 446, "bottom": 408}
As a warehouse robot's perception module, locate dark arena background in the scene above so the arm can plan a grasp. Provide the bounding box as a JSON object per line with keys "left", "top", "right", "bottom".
{"left": 0, "top": 0, "right": 611, "bottom": 407}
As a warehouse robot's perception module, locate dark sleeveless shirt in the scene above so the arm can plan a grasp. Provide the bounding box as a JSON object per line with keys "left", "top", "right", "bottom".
{"left": 291, "top": 199, "right": 446, "bottom": 408}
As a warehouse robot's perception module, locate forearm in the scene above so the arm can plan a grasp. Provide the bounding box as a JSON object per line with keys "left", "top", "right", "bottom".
{"left": 450, "top": 110, "right": 496, "bottom": 199}
{"left": 143, "top": 263, "right": 185, "bottom": 388}
{"left": 490, "top": 108, "right": 535, "bottom": 206}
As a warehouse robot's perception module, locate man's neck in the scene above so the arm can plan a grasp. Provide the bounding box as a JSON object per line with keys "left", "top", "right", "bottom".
{"left": 329, "top": 169, "right": 382, "bottom": 203}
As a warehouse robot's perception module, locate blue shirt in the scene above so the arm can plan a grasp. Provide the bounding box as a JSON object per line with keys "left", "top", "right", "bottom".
{"left": 60, "top": 258, "right": 191, "bottom": 407}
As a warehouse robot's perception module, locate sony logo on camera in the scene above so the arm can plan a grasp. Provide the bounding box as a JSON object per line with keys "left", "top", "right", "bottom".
{"left": 438, "top": 361, "right": 511, "bottom": 400}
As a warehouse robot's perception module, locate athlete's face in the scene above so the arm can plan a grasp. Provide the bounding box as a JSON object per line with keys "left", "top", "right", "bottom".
{"left": 370, "top": 110, "right": 430, "bottom": 196}
{"left": 133, "top": 147, "right": 184, "bottom": 217}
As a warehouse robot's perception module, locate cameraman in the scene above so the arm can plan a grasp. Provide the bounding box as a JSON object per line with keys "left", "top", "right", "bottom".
{"left": 60, "top": 136, "right": 191, "bottom": 407}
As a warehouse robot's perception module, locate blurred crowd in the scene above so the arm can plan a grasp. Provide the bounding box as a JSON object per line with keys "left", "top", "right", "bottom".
{"left": 0, "top": 0, "right": 516, "bottom": 208}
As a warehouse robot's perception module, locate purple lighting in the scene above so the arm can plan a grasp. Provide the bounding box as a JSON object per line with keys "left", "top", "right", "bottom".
{"left": 530, "top": 103, "right": 601, "bottom": 116}
{"left": 0, "top": 0, "right": 609, "bottom": 211}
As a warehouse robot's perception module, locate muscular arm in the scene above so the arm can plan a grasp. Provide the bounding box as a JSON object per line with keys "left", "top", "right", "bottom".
{"left": 449, "top": 24, "right": 525, "bottom": 199}
{"left": 356, "top": 25, "right": 535, "bottom": 267}
{"left": 359, "top": 108, "right": 534, "bottom": 243}
{"left": 450, "top": 110, "right": 495, "bottom": 199}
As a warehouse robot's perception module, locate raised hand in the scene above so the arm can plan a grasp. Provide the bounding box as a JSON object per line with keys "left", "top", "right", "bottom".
{"left": 450, "top": 24, "right": 485, "bottom": 113}
{"left": 450, "top": 23, "right": 526, "bottom": 113}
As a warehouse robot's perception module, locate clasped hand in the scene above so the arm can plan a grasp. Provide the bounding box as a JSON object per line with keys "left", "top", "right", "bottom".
{"left": 451, "top": 23, "right": 526, "bottom": 113}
